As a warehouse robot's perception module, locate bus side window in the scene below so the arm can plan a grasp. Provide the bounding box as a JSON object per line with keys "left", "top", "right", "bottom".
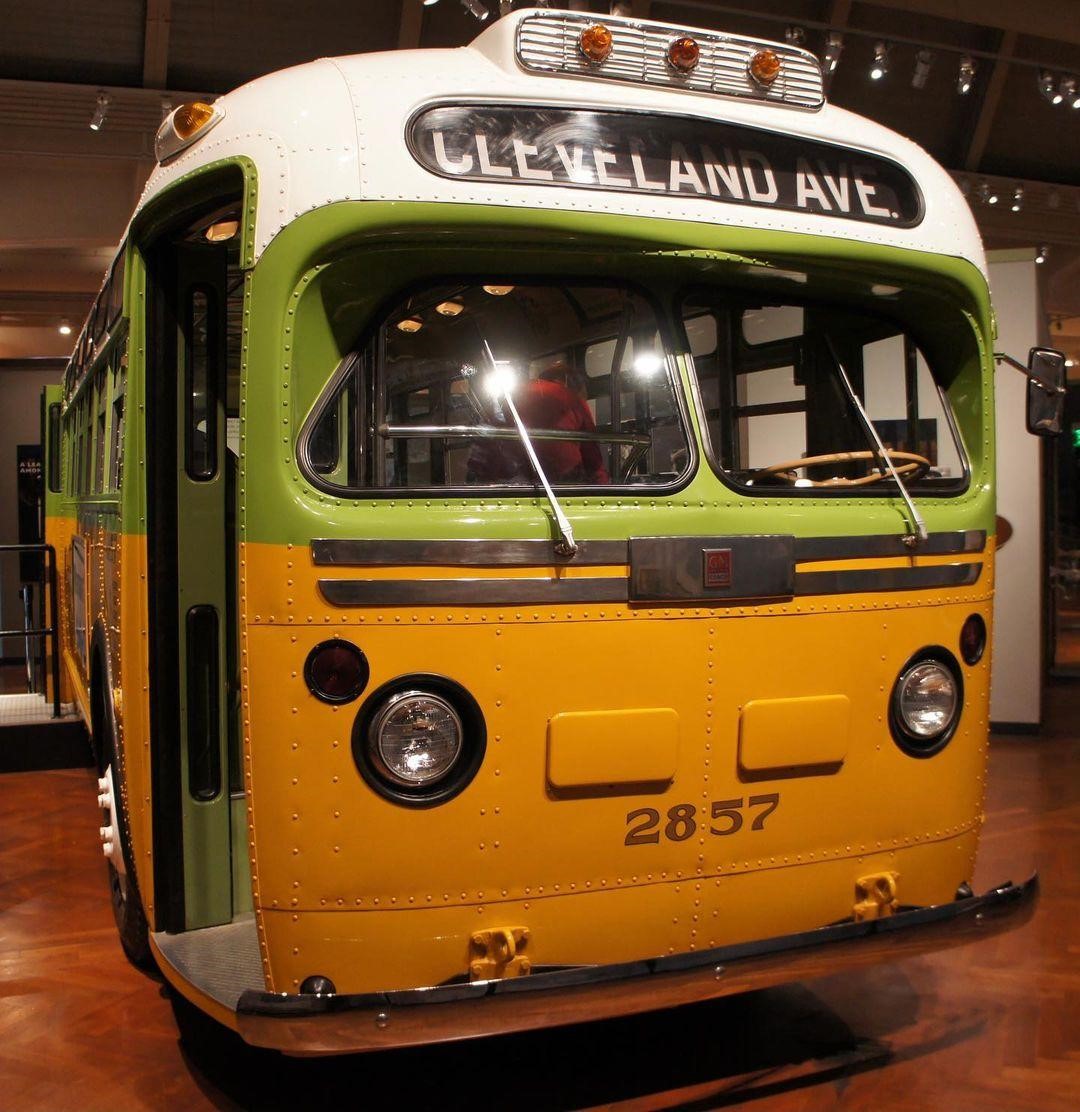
{"left": 109, "top": 340, "right": 127, "bottom": 491}
{"left": 94, "top": 365, "right": 108, "bottom": 493}
{"left": 47, "top": 403, "right": 61, "bottom": 494}
{"left": 186, "top": 287, "right": 219, "bottom": 480}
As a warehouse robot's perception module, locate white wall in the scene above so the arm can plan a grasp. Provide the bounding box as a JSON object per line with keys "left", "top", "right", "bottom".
{"left": 0, "top": 364, "right": 64, "bottom": 659}
{"left": 987, "top": 251, "right": 1044, "bottom": 727}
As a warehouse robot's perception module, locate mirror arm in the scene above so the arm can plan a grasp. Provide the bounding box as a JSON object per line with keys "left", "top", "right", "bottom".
{"left": 993, "top": 352, "right": 1067, "bottom": 396}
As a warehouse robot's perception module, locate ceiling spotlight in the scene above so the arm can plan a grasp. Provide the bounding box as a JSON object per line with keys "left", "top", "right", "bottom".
{"left": 436, "top": 300, "right": 464, "bottom": 316}
{"left": 823, "top": 32, "right": 843, "bottom": 75}
{"left": 423, "top": 0, "right": 440, "bottom": 6}
{"left": 957, "top": 55, "right": 976, "bottom": 95}
{"left": 869, "top": 42, "right": 889, "bottom": 81}
{"left": 976, "top": 181, "right": 998, "bottom": 205}
{"left": 1035, "top": 244, "right": 1049, "bottom": 265}
{"left": 396, "top": 317, "right": 423, "bottom": 333}
{"left": 1059, "top": 77, "right": 1077, "bottom": 108}
{"left": 89, "top": 90, "right": 108, "bottom": 132}
{"left": 785, "top": 26, "right": 806, "bottom": 47}
{"left": 912, "top": 49, "right": 934, "bottom": 90}
{"left": 1011, "top": 184, "right": 1024, "bottom": 212}
{"left": 460, "top": 0, "right": 489, "bottom": 21}
{"left": 1040, "top": 71, "right": 1063, "bottom": 104}
{"left": 58, "top": 320, "right": 72, "bottom": 336}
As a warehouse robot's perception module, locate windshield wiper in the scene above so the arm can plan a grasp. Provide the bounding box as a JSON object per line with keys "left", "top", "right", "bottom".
{"left": 474, "top": 342, "right": 578, "bottom": 558}
{"left": 823, "top": 334, "right": 928, "bottom": 547}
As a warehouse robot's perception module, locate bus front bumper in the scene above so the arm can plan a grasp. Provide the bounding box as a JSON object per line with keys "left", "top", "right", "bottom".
{"left": 236, "top": 874, "right": 1037, "bottom": 1055}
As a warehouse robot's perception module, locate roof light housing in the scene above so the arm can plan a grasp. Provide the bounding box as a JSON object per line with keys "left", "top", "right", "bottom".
{"left": 155, "top": 100, "right": 224, "bottom": 163}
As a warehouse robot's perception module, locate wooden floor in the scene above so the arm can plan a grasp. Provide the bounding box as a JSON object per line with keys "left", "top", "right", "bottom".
{"left": 1, "top": 686, "right": 1076, "bottom": 1112}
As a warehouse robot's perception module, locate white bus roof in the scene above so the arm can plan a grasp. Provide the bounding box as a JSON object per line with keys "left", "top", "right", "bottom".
{"left": 136, "top": 7, "right": 986, "bottom": 279}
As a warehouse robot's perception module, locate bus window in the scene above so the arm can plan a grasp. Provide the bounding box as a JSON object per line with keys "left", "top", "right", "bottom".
{"left": 47, "top": 403, "right": 61, "bottom": 494}
{"left": 682, "top": 294, "right": 968, "bottom": 492}
{"left": 302, "top": 281, "right": 691, "bottom": 492}
{"left": 94, "top": 365, "right": 107, "bottom": 493}
{"left": 186, "top": 287, "right": 218, "bottom": 480}
{"left": 106, "top": 252, "right": 125, "bottom": 329}
{"left": 109, "top": 340, "right": 127, "bottom": 491}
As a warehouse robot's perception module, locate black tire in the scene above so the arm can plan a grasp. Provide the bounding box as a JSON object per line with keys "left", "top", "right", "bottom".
{"left": 95, "top": 690, "right": 154, "bottom": 970}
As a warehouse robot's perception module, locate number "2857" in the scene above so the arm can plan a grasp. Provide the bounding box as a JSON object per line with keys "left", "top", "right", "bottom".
{"left": 624, "top": 794, "right": 781, "bottom": 847}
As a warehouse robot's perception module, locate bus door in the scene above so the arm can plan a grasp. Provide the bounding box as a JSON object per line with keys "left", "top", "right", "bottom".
{"left": 145, "top": 200, "right": 242, "bottom": 933}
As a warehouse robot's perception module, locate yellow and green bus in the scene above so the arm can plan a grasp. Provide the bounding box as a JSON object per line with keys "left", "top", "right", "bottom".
{"left": 46, "top": 8, "right": 1060, "bottom": 1054}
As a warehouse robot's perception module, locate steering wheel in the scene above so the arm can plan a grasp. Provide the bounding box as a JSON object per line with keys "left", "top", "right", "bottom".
{"left": 753, "top": 449, "right": 931, "bottom": 487}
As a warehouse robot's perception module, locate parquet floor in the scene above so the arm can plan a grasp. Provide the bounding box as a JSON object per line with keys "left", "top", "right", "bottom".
{"left": 1, "top": 684, "right": 1076, "bottom": 1111}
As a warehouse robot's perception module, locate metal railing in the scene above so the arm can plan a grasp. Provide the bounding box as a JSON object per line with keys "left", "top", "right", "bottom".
{"left": 0, "top": 544, "right": 61, "bottom": 718}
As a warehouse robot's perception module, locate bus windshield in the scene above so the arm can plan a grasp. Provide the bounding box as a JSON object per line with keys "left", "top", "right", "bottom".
{"left": 303, "top": 280, "right": 691, "bottom": 492}
{"left": 681, "top": 291, "right": 969, "bottom": 493}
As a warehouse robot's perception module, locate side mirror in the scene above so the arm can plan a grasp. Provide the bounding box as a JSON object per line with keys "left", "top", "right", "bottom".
{"left": 1026, "top": 347, "right": 1066, "bottom": 437}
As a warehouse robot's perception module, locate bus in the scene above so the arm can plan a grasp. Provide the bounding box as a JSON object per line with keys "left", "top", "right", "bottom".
{"left": 46, "top": 6, "right": 1060, "bottom": 1054}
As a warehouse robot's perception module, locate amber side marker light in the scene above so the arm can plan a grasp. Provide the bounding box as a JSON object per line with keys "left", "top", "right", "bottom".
{"left": 667, "top": 36, "right": 700, "bottom": 74}
{"left": 579, "top": 23, "right": 613, "bottom": 64}
{"left": 749, "top": 48, "right": 781, "bottom": 87}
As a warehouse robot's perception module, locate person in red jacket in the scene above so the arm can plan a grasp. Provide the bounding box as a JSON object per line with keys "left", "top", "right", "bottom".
{"left": 466, "top": 357, "right": 610, "bottom": 485}
{"left": 515, "top": 359, "right": 610, "bottom": 485}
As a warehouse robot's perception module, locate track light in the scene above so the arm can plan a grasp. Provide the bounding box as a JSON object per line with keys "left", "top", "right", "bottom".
{"left": 1011, "top": 184, "right": 1024, "bottom": 212}
{"left": 957, "top": 55, "right": 976, "bottom": 95}
{"left": 785, "top": 26, "right": 806, "bottom": 47}
{"left": 89, "top": 90, "right": 108, "bottom": 131}
{"left": 823, "top": 33, "right": 843, "bottom": 75}
{"left": 976, "top": 181, "right": 998, "bottom": 206}
{"left": 1035, "top": 245, "right": 1049, "bottom": 265}
{"left": 869, "top": 42, "right": 889, "bottom": 81}
{"left": 1040, "top": 71, "right": 1062, "bottom": 104}
{"left": 912, "top": 49, "right": 934, "bottom": 90}
{"left": 58, "top": 320, "right": 72, "bottom": 336}
{"left": 460, "top": 0, "right": 489, "bottom": 20}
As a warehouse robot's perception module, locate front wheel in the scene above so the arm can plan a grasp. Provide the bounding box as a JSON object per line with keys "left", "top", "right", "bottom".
{"left": 97, "top": 737, "right": 153, "bottom": 969}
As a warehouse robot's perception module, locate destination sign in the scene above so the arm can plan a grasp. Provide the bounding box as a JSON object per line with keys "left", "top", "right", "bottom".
{"left": 409, "top": 105, "right": 922, "bottom": 228}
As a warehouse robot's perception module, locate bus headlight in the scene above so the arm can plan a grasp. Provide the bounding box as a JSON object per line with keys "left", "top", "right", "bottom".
{"left": 370, "top": 691, "right": 463, "bottom": 786}
{"left": 354, "top": 676, "right": 486, "bottom": 806}
{"left": 889, "top": 651, "right": 962, "bottom": 756}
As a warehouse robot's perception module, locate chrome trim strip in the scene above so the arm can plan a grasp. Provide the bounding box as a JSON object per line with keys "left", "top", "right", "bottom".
{"left": 311, "top": 539, "right": 629, "bottom": 567}
{"left": 312, "top": 532, "right": 985, "bottom": 569}
{"left": 794, "top": 563, "right": 982, "bottom": 596}
{"left": 317, "top": 577, "right": 629, "bottom": 608}
{"left": 793, "top": 530, "right": 986, "bottom": 562}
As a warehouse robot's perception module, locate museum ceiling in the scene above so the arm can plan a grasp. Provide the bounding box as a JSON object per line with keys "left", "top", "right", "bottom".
{"left": 2, "top": 0, "right": 1079, "bottom": 366}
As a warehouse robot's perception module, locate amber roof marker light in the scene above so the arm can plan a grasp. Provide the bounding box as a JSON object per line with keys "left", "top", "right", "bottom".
{"left": 749, "top": 48, "right": 782, "bottom": 87}
{"left": 579, "top": 23, "right": 614, "bottom": 65}
{"left": 667, "top": 36, "right": 701, "bottom": 74}
{"left": 155, "top": 99, "right": 224, "bottom": 162}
